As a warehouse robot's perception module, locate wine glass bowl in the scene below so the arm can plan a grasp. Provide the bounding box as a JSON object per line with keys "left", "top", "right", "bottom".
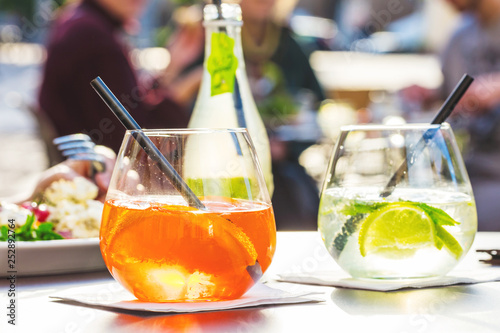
{"left": 318, "top": 123, "right": 477, "bottom": 279}
{"left": 100, "top": 128, "right": 276, "bottom": 302}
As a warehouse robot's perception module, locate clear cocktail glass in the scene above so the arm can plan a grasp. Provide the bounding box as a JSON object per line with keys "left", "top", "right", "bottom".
{"left": 100, "top": 128, "right": 276, "bottom": 301}
{"left": 318, "top": 123, "right": 477, "bottom": 279}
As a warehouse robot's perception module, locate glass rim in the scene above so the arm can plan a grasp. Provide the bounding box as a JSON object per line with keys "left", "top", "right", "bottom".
{"left": 340, "top": 122, "right": 451, "bottom": 132}
{"left": 125, "top": 128, "right": 248, "bottom": 136}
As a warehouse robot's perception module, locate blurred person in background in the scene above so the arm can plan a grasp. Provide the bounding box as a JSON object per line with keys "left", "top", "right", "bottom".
{"left": 331, "top": 0, "right": 422, "bottom": 52}
{"left": 157, "top": 4, "right": 205, "bottom": 108}
{"left": 28, "top": 146, "right": 116, "bottom": 204}
{"left": 241, "top": 0, "right": 325, "bottom": 118}
{"left": 4, "top": 145, "right": 116, "bottom": 206}
{"left": 240, "top": 0, "right": 326, "bottom": 230}
{"left": 38, "top": 0, "right": 190, "bottom": 155}
{"left": 402, "top": 0, "right": 500, "bottom": 230}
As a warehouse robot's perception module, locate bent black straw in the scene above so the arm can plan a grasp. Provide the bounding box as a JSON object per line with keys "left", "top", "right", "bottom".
{"left": 380, "top": 73, "right": 474, "bottom": 197}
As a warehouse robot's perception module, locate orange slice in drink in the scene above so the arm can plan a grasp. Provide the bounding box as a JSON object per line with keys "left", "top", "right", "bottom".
{"left": 186, "top": 210, "right": 259, "bottom": 269}
{"left": 101, "top": 200, "right": 267, "bottom": 301}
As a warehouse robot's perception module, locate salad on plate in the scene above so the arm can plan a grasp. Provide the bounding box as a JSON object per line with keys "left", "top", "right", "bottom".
{"left": 0, "top": 177, "right": 104, "bottom": 241}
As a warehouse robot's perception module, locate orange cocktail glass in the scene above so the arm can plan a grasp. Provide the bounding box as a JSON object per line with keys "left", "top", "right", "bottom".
{"left": 100, "top": 129, "right": 276, "bottom": 302}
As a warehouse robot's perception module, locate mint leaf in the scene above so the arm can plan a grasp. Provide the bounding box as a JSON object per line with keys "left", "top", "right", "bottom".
{"left": 341, "top": 201, "right": 388, "bottom": 216}
{"left": 331, "top": 213, "right": 365, "bottom": 256}
{"left": 413, "top": 202, "right": 459, "bottom": 226}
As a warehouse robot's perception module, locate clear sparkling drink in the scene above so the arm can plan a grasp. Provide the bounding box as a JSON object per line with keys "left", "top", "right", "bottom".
{"left": 318, "top": 187, "right": 477, "bottom": 279}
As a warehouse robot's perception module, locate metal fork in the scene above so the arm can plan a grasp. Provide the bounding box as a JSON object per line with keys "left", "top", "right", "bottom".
{"left": 52, "top": 134, "right": 106, "bottom": 176}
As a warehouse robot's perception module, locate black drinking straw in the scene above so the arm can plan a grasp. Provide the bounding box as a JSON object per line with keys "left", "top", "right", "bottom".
{"left": 90, "top": 77, "right": 206, "bottom": 210}
{"left": 379, "top": 73, "right": 474, "bottom": 198}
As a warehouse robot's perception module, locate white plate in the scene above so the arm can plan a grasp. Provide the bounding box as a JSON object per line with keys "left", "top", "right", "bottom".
{"left": 0, "top": 238, "right": 106, "bottom": 277}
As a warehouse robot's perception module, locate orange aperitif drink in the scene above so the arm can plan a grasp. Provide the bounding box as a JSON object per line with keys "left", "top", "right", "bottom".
{"left": 102, "top": 128, "right": 276, "bottom": 302}
{"left": 100, "top": 197, "right": 276, "bottom": 302}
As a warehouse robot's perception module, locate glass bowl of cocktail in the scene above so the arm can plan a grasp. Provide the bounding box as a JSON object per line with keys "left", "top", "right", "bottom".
{"left": 99, "top": 128, "right": 276, "bottom": 302}
{"left": 318, "top": 123, "right": 477, "bottom": 279}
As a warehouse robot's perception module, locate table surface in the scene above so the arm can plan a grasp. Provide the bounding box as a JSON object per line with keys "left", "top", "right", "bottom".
{"left": 1, "top": 231, "right": 500, "bottom": 333}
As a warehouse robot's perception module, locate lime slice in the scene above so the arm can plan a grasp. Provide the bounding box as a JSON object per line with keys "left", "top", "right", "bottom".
{"left": 435, "top": 224, "right": 463, "bottom": 259}
{"left": 359, "top": 203, "right": 438, "bottom": 258}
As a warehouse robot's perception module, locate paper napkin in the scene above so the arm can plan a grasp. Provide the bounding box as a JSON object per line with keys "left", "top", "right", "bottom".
{"left": 50, "top": 282, "right": 323, "bottom": 313}
{"left": 277, "top": 268, "right": 500, "bottom": 292}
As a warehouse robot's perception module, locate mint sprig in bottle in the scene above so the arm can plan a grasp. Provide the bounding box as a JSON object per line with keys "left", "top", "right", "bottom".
{"left": 188, "top": 2, "right": 274, "bottom": 195}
